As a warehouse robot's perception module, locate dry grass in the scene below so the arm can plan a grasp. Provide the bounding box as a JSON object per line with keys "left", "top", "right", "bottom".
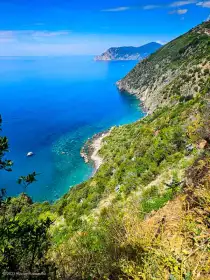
{"left": 49, "top": 152, "right": 210, "bottom": 280}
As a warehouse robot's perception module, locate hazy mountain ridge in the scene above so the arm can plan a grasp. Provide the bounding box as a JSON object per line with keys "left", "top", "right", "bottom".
{"left": 95, "top": 42, "right": 162, "bottom": 61}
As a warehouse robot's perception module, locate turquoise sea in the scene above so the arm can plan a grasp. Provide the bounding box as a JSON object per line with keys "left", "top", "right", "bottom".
{"left": 0, "top": 56, "right": 144, "bottom": 202}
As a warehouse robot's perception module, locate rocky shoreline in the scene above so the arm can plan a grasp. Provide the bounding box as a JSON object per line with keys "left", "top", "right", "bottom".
{"left": 116, "top": 80, "right": 149, "bottom": 115}
{"left": 80, "top": 82, "right": 148, "bottom": 174}
{"left": 94, "top": 55, "right": 141, "bottom": 61}
{"left": 80, "top": 81, "right": 149, "bottom": 173}
{"left": 80, "top": 130, "right": 111, "bottom": 174}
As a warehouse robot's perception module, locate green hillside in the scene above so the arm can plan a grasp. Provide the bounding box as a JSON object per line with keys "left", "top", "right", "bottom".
{"left": 118, "top": 21, "right": 210, "bottom": 113}
{"left": 0, "top": 21, "right": 210, "bottom": 279}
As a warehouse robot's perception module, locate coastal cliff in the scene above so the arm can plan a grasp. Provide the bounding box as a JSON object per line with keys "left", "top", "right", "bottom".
{"left": 117, "top": 21, "right": 210, "bottom": 113}
{"left": 50, "top": 21, "right": 210, "bottom": 278}
{"left": 95, "top": 42, "right": 161, "bottom": 61}
{"left": 1, "top": 21, "right": 210, "bottom": 279}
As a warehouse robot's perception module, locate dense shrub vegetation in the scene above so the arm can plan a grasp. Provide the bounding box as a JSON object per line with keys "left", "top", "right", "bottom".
{"left": 48, "top": 85, "right": 210, "bottom": 279}
{"left": 0, "top": 21, "right": 210, "bottom": 279}
{"left": 118, "top": 21, "right": 210, "bottom": 113}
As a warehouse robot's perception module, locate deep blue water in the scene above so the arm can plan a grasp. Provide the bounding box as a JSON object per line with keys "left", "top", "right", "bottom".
{"left": 0, "top": 56, "right": 144, "bottom": 202}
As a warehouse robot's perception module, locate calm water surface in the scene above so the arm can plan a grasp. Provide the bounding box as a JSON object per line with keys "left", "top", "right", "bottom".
{"left": 0, "top": 56, "right": 144, "bottom": 201}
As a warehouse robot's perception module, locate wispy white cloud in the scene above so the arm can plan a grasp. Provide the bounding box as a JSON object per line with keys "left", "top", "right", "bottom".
{"left": 170, "top": 1, "right": 198, "bottom": 7}
{"left": 0, "top": 31, "right": 13, "bottom": 37}
{"left": 197, "top": 1, "right": 210, "bottom": 8}
{"left": 105, "top": 0, "right": 199, "bottom": 12}
{"left": 32, "top": 31, "right": 70, "bottom": 38}
{"left": 102, "top": 7, "right": 130, "bottom": 12}
{"left": 0, "top": 31, "right": 16, "bottom": 43}
{"left": 0, "top": 33, "right": 175, "bottom": 56}
{"left": 169, "top": 8, "right": 188, "bottom": 14}
{"left": 0, "top": 30, "right": 71, "bottom": 43}
{"left": 102, "top": 0, "right": 210, "bottom": 14}
{"left": 143, "top": 5, "right": 161, "bottom": 10}
{"left": 0, "top": 38, "right": 15, "bottom": 43}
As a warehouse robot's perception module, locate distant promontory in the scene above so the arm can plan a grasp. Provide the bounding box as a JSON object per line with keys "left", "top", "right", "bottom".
{"left": 94, "top": 42, "right": 162, "bottom": 61}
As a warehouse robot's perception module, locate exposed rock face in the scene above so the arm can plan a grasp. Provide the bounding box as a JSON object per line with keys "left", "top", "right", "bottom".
{"left": 117, "top": 21, "right": 210, "bottom": 113}
{"left": 95, "top": 42, "right": 162, "bottom": 61}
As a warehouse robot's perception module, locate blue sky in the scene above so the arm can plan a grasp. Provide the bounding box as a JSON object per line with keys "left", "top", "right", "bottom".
{"left": 0, "top": 0, "right": 209, "bottom": 56}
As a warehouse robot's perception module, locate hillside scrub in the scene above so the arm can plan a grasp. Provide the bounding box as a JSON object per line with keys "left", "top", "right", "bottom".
{"left": 49, "top": 148, "right": 210, "bottom": 279}
{"left": 0, "top": 21, "right": 210, "bottom": 279}
{"left": 117, "top": 21, "right": 210, "bottom": 113}
{"left": 48, "top": 86, "right": 210, "bottom": 279}
{"left": 1, "top": 83, "right": 210, "bottom": 280}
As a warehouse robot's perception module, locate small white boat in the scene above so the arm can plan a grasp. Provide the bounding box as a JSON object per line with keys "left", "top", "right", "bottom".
{"left": 27, "top": 152, "right": 34, "bottom": 157}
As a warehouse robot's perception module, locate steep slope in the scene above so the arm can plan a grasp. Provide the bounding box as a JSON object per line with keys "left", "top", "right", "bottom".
{"left": 117, "top": 21, "right": 210, "bottom": 113}
{"left": 95, "top": 42, "right": 161, "bottom": 61}
{"left": 48, "top": 21, "right": 210, "bottom": 278}
{"left": 1, "top": 21, "right": 210, "bottom": 279}
{"left": 49, "top": 86, "right": 210, "bottom": 279}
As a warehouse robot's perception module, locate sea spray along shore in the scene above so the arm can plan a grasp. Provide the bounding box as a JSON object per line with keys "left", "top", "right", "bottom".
{"left": 80, "top": 129, "right": 112, "bottom": 174}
